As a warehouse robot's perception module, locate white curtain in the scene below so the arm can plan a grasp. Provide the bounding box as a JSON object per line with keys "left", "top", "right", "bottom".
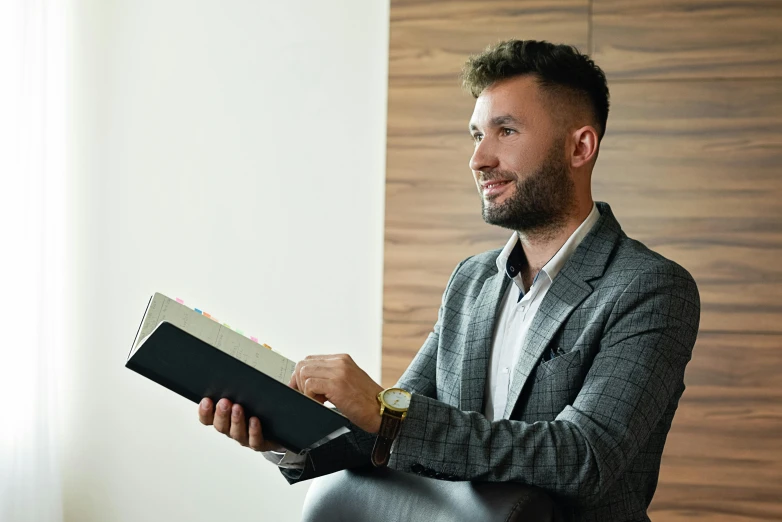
{"left": 0, "top": 1, "right": 66, "bottom": 521}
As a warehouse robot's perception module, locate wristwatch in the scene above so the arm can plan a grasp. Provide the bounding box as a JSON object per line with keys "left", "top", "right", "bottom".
{"left": 371, "top": 387, "right": 411, "bottom": 467}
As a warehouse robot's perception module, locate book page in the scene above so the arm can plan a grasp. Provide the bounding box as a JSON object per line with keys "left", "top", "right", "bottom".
{"left": 133, "top": 293, "right": 296, "bottom": 383}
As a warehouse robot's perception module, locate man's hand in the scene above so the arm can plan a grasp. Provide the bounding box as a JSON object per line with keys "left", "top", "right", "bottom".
{"left": 290, "top": 354, "right": 383, "bottom": 434}
{"left": 198, "top": 397, "right": 284, "bottom": 452}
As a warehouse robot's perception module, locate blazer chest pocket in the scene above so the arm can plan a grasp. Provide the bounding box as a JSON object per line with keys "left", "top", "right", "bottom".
{"left": 518, "top": 349, "right": 585, "bottom": 422}
{"left": 534, "top": 348, "right": 583, "bottom": 383}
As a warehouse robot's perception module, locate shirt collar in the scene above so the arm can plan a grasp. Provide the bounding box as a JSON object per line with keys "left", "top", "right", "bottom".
{"left": 495, "top": 203, "right": 601, "bottom": 286}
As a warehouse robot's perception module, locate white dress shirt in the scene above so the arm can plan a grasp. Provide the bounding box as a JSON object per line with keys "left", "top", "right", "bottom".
{"left": 484, "top": 203, "right": 599, "bottom": 421}
{"left": 265, "top": 203, "right": 600, "bottom": 467}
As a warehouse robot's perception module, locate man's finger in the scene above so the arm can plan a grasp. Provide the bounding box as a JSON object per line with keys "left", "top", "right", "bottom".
{"left": 248, "top": 416, "right": 264, "bottom": 450}
{"left": 289, "top": 354, "right": 356, "bottom": 388}
{"left": 229, "top": 404, "right": 249, "bottom": 446}
{"left": 298, "top": 363, "right": 338, "bottom": 383}
{"left": 291, "top": 360, "right": 340, "bottom": 390}
{"left": 248, "top": 417, "right": 278, "bottom": 452}
{"left": 308, "top": 393, "right": 328, "bottom": 404}
{"left": 289, "top": 358, "right": 309, "bottom": 390}
{"left": 198, "top": 398, "right": 215, "bottom": 425}
{"left": 302, "top": 377, "right": 331, "bottom": 401}
{"left": 213, "top": 398, "right": 233, "bottom": 435}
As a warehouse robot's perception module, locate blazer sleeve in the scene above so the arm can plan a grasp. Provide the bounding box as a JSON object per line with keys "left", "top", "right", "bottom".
{"left": 278, "top": 257, "right": 471, "bottom": 484}
{"left": 388, "top": 262, "right": 700, "bottom": 508}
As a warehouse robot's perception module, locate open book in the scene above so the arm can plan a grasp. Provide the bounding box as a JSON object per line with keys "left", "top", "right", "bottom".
{"left": 126, "top": 293, "right": 350, "bottom": 453}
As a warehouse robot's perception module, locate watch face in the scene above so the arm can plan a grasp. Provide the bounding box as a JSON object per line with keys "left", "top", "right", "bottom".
{"left": 382, "top": 388, "right": 411, "bottom": 411}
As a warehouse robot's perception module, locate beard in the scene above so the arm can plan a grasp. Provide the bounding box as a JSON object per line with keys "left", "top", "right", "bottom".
{"left": 480, "top": 140, "right": 575, "bottom": 237}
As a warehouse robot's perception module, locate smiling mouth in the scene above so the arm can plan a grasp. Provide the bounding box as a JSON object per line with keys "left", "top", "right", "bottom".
{"left": 482, "top": 179, "right": 512, "bottom": 189}
{"left": 482, "top": 179, "right": 513, "bottom": 197}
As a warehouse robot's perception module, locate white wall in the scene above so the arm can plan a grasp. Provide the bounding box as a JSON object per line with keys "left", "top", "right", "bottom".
{"left": 65, "top": 1, "right": 388, "bottom": 521}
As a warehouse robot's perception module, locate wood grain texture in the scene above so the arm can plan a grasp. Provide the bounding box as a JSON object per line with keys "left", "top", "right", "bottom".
{"left": 592, "top": 0, "right": 782, "bottom": 80}
{"left": 389, "top": 0, "right": 588, "bottom": 86}
{"left": 649, "top": 334, "right": 782, "bottom": 521}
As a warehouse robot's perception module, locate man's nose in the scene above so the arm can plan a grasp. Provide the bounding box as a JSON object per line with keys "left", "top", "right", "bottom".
{"left": 469, "top": 138, "right": 499, "bottom": 173}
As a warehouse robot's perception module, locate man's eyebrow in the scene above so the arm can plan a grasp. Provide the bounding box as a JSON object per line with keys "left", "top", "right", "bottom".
{"left": 490, "top": 114, "right": 522, "bottom": 127}
{"left": 469, "top": 114, "right": 523, "bottom": 131}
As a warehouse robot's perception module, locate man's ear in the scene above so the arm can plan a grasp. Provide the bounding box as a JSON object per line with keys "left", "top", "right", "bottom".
{"left": 570, "top": 126, "right": 599, "bottom": 168}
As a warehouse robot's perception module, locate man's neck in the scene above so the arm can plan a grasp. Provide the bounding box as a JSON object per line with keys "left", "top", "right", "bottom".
{"left": 516, "top": 200, "right": 594, "bottom": 281}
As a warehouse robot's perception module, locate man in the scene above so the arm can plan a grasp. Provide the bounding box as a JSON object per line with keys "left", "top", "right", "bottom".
{"left": 198, "top": 40, "right": 700, "bottom": 521}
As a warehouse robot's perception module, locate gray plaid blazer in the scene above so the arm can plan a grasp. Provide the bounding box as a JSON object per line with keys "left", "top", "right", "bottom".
{"left": 283, "top": 202, "right": 701, "bottom": 522}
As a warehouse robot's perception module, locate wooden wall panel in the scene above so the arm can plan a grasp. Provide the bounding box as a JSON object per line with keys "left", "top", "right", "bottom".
{"left": 651, "top": 335, "right": 782, "bottom": 521}
{"left": 593, "top": 0, "right": 782, "bottom": 80}
{"left": 389, "top": 0, "right": 589, "bottom": 86}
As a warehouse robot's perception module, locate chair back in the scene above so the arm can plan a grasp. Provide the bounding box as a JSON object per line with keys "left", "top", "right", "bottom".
{"left": 301, "top": 467, "right": 564, "bottom": 522}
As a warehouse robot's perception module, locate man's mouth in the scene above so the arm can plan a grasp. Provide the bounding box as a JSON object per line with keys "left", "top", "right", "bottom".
{"left": 481, "top": 179, "right": 513, "bottom": 197}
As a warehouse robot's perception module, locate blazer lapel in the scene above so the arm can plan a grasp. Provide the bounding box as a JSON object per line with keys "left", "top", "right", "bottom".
{"left": 460, "top": 270, "right": 510, "bottom": 413}
{"left": 502, "top": 268, "right": 592, "bottom": 418}
{"left": 502, "top": 201, "right": 624, "bottom": 418}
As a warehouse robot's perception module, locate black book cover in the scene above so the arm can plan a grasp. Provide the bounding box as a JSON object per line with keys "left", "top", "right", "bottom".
{"left": 126, "top": 321, "right": 350, "bottom": 453}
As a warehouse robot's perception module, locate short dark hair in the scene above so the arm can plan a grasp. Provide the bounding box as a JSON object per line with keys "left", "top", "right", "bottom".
{"left": 461, "top": 40, "right": 610, "bottom": 140}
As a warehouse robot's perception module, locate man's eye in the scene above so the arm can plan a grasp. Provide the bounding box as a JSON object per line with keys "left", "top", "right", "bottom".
{"left": 472, "top": 134, "right": 483, "bottom": 143}
{"left": 502, "top": 128, "right": 515, "bottom": 136}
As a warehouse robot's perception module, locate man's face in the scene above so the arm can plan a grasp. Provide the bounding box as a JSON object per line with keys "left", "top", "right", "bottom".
{"left": 468, "top": 75, "right": 575, "bottom": 234}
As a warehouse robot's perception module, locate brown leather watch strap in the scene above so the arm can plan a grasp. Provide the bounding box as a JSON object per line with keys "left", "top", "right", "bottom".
{"left": 371, "top": 410, "right": 404, "bottom": 467}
